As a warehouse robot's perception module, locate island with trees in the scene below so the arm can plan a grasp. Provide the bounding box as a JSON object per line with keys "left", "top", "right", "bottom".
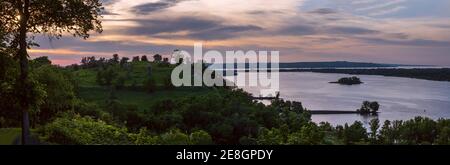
{"left": 330, "top": 76, "right": 363, "bottom": 85}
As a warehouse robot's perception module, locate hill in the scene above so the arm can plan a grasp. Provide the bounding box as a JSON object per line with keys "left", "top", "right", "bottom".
{"left": 73, "top": 61, "right": 211, "bottom": 110}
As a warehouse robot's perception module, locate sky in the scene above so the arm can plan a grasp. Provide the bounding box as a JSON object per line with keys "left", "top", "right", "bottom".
{"left": 29, "top": 0, "right": 450, "bottom": 66}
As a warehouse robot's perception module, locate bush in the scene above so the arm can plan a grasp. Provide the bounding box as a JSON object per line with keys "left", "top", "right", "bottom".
{"left": 39, "top": 115, "right": 132, "bottom": 145}
{"left": 158, "top": 129, "right": 190, "bottom": 145}
{"left": 129, "top": 128, "right": 158, "bottom": 145}
{"left": 33, "top": 65, "right": 75, "bottom": 124}
{"left": 74, "top": 100, "right": 113, "bottom": 123}
{"left": 190, "top": 130, "right": 213, "bottom": 145}
{"left": 287, "top": 123, "right": 324, "bottom": 145}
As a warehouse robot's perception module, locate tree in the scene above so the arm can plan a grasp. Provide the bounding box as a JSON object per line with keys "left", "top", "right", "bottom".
{"left": 334, "top": 76, "right": 362, "bottom": 85}
{"left": 158, "top": 129, "right": 190, "bottom": 145}
{"left": 399, "top": 117, "right": 437, "bottom": 144}
{"left": 257, "top": 128, "right": 284, "bottom": 145}
{"left": 141, "top": 55, "right": 148, "bottom": 62}
{"left": 163, "top": 57, "right": 169, "bottom": 63}
{"left": 132, "top": 56, "right": 140, "bottom": 62}
{"left": 0, "top": 49, "right": 21, "bottom": 127}
{"left": 287, "top": 124, "right": 324, "bottom": 145}
{"left": 31, "top": 56, "right": 51, "bottom": 67}
{"left": 33, "top": 65, "right": 75, "bottom": 125}
{"left": 357, "top": 101, "right": 380, "bottom": 114}
{"left": 120, "top": 57, "right": 129, "bottom": 66}
{"left": 436, "top": 126, "right": 450, "bottom": 145}
{"left": 112, "top": 54, "right": 119, "bottom": 63}
{"left": 343, "top": 121, "right": 367, "bottom": 144}
{"left": 153, "top": 54, "right": 162, "bottom": 62}
{"left": 379, "top": 120, "right": 393, "bottom": 144}
{"left": 369, "top": 118, "right": 380, "bottom": 144}
{"left": 0, "top": 0, "right": 102, "bottom": 144}
{"left": 190, "top": 130, "right": 213, "bottom": 145}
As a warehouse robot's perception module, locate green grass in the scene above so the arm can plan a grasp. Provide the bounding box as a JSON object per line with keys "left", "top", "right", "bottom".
{"left": 74, "top": 61, "right": 212, "bottom": 110}
{"left": 0, "top": 128, "right": 21, "bottom": 145}
{"left": 78, "top": 86, "right": 211, "bottom": 110}
{"left": 73, "top": 61, "right": 174, "bottom": 87}
{"left": 73, "top": 68, "right": 98, "bottom": 87}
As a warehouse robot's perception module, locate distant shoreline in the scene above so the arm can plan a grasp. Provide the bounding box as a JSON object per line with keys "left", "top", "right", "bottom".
{"left": 278, "top": 68, "right": 450, "bottom": 82}
{"left": 225, "top": 67, "right": 450, "bottom": 82}
{"left": 310, "top": 110, "right": 358, "bottom": 114}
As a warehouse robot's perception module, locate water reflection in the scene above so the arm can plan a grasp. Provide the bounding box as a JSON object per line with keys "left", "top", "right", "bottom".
{"left": 228, "top": 72, "right": 450, "bottom": 127}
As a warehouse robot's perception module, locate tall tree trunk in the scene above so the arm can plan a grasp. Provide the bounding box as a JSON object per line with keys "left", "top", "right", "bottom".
{"left": 18, "top": 0, "right": 30, "bottom": 145}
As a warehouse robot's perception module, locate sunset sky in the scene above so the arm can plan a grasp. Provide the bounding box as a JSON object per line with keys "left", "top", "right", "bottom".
{"left": 30, "top": 0, "right": 450, "bottom": 66}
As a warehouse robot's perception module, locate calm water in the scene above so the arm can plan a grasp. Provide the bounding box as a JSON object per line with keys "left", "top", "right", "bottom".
{"left": 228, "top": 72, "right": 450, "bottom": 127}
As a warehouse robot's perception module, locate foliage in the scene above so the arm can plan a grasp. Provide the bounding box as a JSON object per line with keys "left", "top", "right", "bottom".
{"left": 0, "top": 0, "right": 102, "bottom": 40}
{"left": 1, "top": 0, "right": 103, "bottom": 144}
{"left": 39, "top": 114, "right": 132, "bottom": 145}
{"left": 257, "top": 127, "right": 285, "bottom": 145}
{"left": 342, "top": 121, "right": 368, "bottom": 145}
{"left": 96, "top": 66, "right": 118, "bottom": 86}
{"left": 153, "top": 54, "right": 162, "bottom": 62}
{"left": 190, "top": 130, "right": 213, "bottom": 145}
{"left": 141, "top": 55, "right": 148, "bottom": 62}
{"left": 331, "top": 76, "right": 362, "bottom": 85}
{"left": 369, "top": 118, "right": 380, "bottom": 144}
{"left": 287, "top": 123, "right": 324, "bottom": 145}
{"left": 132, "top": 56, "right": 140, "bottom": 62}
{"left": 3, "top": 53, "right": 450, "bottom": 145}
{"left": 0, "top": 53, "right": 19, "bottom": 127}
{"left": 357, "top": 101, "right": 380, "bottom": 114}
{"left": 120, "top": 57, "right": 129, "bottom": 67}
{"left": 31, "top": 56, "right": 51, "bottom": 67}
{"left": 32, "top": 65, "right": 76, "bottom": 125}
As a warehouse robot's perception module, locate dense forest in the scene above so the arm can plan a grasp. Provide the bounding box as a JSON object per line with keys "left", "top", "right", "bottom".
{"left": 1, "top": 54, "right": 450, "bottom": 145}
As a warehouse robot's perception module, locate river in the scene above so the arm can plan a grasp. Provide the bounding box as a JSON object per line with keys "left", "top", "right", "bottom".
{"left": 228, "top": 72, "right": 450, "bottom": 127}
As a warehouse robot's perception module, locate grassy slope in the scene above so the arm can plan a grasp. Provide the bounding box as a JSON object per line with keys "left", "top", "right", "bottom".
{"left": 78, "top": 87, "right": 210, "bottom": 110}
{"left": 74, "top": 61, "right": 174, "bottom": 87}
{"left": 74, "top": 61, "right": 211, "bottom": 110}
{"left": 0, "top": 128, "right": 20, "bottom": 145}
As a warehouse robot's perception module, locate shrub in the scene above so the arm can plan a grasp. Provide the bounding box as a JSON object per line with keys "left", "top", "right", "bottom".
{"left": 39, "top": 115, "right": 132, "bottom": 145}
{"left": 190, "top": 130, "right": 213, "bottom": 145}
{"left": 158, "top": 129, "right": 190, "bottom": 145}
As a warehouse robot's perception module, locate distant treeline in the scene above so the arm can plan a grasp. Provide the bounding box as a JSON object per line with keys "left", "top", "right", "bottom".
{"left": 278, "top": 61, "right": 402, "bottom": 68}
{"left": 209, "top": 61, "right": 404, "bottom": 70}
{"left": 280, "top": 68, "right": 450, "bottom": 82}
